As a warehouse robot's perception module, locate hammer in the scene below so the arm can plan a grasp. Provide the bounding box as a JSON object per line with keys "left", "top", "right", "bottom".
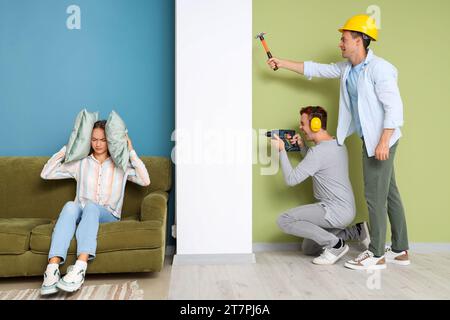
{"left": 255, "top": 32, "right": 278, "bottom": 71}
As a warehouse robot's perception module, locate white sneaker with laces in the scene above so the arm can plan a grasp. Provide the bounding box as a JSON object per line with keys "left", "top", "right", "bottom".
{"left": 57, "top": 264, "right": 86, "bottom": 293}
{"left": 344, "top": 250, "right": 387, "bottom": 270}
{"left": 313, "top": 244, "right": 349, "bottom": 265}
{"left": 385, "top": 246, "right": 410, "bottom": 265}
{"left": 41, "top": 265, "right": 60, "bottom": 296}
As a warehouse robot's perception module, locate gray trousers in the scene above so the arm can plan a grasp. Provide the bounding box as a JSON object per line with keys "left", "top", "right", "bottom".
{"left": 363, "top": 141, "right": 409, "bottom": 256}
{"left": 277, "top": 203, "right": 360, "bottom": 256}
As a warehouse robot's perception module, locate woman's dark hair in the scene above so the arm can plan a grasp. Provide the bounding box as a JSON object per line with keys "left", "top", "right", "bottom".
{"left": 90, "top": 120, "right": 109, "bottom": 155}
{"left": 93, "top": 120, "right": 107, "bottom": 130}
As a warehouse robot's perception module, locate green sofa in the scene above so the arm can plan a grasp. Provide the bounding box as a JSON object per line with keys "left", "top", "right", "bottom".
{"left": 0, "top": 156, "right": 172, "bottom": 277}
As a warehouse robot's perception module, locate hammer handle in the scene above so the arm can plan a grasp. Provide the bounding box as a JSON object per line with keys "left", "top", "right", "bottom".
{"left": 266, "top": 51, "right": 278, "bottom": 71}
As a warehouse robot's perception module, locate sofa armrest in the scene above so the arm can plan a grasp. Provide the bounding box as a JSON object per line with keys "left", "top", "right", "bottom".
{"left": 140, "top": 191, "right": 169, "bottom": 222}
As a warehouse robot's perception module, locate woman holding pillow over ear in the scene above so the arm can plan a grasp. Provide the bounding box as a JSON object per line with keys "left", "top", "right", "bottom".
{"left": 39, "top": 119, "right": 150, "bottom": 295}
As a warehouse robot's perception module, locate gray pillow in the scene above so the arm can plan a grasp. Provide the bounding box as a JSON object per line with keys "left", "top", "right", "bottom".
{"left": 105, "top": 110, "right": 129, "bottom": 172}
{"left": 65, "top": 109, "right": 99, "bottom": 163}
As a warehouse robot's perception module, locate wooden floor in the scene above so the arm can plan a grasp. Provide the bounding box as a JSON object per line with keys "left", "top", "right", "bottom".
{"left": 168, "top": 248, "right": 450, "bottom": 300}
{"left": 2, "top": 249, "right": 450, "bottom": 300}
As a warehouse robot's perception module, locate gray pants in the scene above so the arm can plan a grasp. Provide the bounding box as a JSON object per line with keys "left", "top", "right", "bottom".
{"left": 277, "top": 203, "right": 360, "bottom": 256}
{"left": 362, "top": 141, "right": 409, "bottom": 256}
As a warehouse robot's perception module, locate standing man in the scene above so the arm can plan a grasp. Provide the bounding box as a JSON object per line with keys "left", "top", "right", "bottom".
{"left": 267, "top": 15, "right": 410, "bottom": 270}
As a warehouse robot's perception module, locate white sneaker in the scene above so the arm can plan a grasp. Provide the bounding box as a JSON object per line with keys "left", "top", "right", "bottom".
{"left": 356, "top": 222, "right": 370, "bottom": 250}
{"left": 313, "top": 244, "right": 349, "bottom": 265}
{"left": 57, "top": 264, "right": 86, "bottom": 293}
{"left": 385, "top": 246, "right": 410, "bottom": 265}
{"left": 41, "top": 265, "right": 60, "bottom": 296}
{"left": 344, "top": 250, "right": 387, "bottom": 270}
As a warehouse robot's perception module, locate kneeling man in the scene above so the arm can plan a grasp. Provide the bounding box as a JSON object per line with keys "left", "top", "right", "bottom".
{"left": 274, "top": 106, "right": 369, "bottom": 265}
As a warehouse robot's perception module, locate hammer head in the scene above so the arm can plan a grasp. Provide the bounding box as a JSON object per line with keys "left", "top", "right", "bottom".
{"left": 255, "top": 32, "right": 266, "bottom": 40}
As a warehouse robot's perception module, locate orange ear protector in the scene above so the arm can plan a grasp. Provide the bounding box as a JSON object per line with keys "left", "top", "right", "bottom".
{"left": 310, "top": 107, "right": 323, "bottom": 133}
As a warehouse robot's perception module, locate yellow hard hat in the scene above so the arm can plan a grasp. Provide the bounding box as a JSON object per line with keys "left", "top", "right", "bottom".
{"left": 338, "top": 14, "right": 378, "bottom": 41}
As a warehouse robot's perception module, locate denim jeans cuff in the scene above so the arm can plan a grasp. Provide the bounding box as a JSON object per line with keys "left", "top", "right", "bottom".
{"left": 77, "top": 249, "right": 96, "bottom": 261}
{"left": 48, "top": 253, "right": 66, "bottom": 265}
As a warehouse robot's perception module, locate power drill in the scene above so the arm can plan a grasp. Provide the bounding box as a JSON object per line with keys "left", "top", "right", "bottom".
{"left": 266, "top": 129, "right": 301, "bottom": 152}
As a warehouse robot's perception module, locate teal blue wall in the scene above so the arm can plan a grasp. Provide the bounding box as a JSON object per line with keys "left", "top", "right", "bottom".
{"left": 0, "top": 0, "right": 175, "bottom": 244}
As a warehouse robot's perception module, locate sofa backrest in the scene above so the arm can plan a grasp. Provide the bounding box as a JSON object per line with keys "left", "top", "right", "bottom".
{"left": 0, "top": 156, "right": 172, "bottom": 220}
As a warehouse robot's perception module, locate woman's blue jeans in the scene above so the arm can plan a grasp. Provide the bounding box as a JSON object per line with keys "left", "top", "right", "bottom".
{"left": 48, "top": 201, "right": 119, "bottom": 263}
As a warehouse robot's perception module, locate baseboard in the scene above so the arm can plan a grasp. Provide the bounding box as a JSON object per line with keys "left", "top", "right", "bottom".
{"left": 253, "top": 242, "right": 450, "bottom": 253}
{"left": 403, "top": 243, "right": 450, "bottom": 253}
{"left": 253, "top": 242, "right": 301, "bottom": 252}
{"left": 172, "top": 253, "right": 256, "bottom": 265}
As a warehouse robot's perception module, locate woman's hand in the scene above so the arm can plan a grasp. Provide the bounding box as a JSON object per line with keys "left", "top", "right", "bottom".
{"left": 126, "top": 134, "right": 134, "bottom": 151}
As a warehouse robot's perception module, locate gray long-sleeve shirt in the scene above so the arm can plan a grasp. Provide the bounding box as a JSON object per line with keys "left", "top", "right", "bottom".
{"left": 279, "top": 139, "right": 355, "bottom": 228}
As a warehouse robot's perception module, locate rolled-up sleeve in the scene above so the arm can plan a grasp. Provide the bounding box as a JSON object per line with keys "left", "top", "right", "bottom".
{"left": 373, "top": 62, "right": 404, "bottom": 129}
{"left": 304, "top": 61, "right": 345, "bottom": 80}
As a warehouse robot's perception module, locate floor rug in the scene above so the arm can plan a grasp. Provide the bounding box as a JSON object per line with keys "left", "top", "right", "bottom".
{"left": 0, "top": 280, "right": 144, "bottom": 300}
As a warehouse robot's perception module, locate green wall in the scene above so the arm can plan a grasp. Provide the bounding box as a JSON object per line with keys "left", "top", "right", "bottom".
{"left": 253, "top": 0, "right": 450, "bottom": 243}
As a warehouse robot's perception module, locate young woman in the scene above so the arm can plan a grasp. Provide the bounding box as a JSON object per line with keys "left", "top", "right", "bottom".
{"left": 40, "top": 120, "right": 150, "bottom": 295}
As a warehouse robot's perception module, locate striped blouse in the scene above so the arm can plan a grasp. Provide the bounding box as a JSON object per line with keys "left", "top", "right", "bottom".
{"left": 41, "top": 146, "right": 151, "bottom": 219}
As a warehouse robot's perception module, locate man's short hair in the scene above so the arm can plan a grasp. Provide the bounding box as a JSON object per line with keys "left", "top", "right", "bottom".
{"left": 300, "top": 106, "right": 327, "bottom": 130}
{"left": 350, "top": 31, "right": 371, "bottom": 51}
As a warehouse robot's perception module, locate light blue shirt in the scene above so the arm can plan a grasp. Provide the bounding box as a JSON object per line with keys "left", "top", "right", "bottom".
{"left": 303, "top": 49, "right": 404, "bottom": 157}
{"left": 346, "top": 61, "right": 364, "bottom": 137}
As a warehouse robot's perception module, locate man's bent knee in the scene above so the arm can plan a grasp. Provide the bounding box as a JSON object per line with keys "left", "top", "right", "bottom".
{"left": 276, "top": 214, "right": 291, "bottom": 231}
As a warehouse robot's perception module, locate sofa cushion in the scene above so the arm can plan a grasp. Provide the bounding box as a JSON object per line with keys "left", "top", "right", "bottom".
{"left": 30, "top": 218, "right": 163, "bottom": 254}
{"left": 0, "top": 218, "right": 52, "bottom": 254}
